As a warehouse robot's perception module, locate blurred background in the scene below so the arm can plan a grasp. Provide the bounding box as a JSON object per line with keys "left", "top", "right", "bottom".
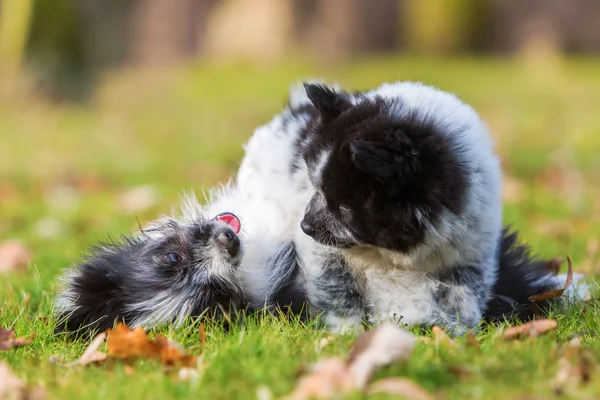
{"left": 0, "top": 0, "right": 599, "bottom": 293}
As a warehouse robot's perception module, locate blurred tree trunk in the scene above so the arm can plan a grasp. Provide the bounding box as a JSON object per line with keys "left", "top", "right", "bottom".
{"left": 129, "top": 0, "right": 217, "bottom": 67}
{"left": 486, "top": 0, "right": 565, "bottom": 54}
{"left": 401, "top": 0, "right": 483, "bottom": 54}
{"left": 306, "top": 0, "right": 400, "bottom": 60}
{"left": 0, "top": 0, "right": 34, "bottom": 76}
{"left": 487, "top": 0, "right": 600, "bottom": 54}
{"left": 77, "top": 0, "right": 135, "bottom": 70}
{"left": 78, "top": 0, "right": 218, "bottom": 70}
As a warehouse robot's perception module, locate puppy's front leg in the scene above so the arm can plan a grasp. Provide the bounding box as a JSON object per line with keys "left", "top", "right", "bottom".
{"left": 305, "top": 253, "right": 365, "bottom": 333}
{"left": 431, "top": 264, "right": 488, "bottom": 336}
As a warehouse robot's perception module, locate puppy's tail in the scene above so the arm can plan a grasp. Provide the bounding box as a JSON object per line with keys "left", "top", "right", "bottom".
{"left": 484, "top": 229, "right": 589, "bottom": 322}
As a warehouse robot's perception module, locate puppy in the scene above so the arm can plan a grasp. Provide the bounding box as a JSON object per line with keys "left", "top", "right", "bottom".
{"left": 239, "top": 80, "right": 584, "bottom": 335}
{"left": 54, "top": 213, "right": 248, "bottom": 333}
{"left": 292, "top": 81, "right": 586, "bottom": 334}
{"left": 55, "top": 150, "right": 310, "bottom": 335}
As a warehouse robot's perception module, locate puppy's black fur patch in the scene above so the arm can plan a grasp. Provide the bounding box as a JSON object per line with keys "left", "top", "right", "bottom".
{"left": 301, "top": 85, "right": 469, "bottom": 252}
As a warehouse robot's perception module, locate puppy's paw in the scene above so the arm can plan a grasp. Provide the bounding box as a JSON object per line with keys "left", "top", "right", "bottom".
{"left": 325, "top": 313, "right": 364, "bottom": 335}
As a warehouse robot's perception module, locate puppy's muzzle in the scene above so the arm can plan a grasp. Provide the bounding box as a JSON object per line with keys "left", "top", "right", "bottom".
{"left": 215, "top": 228, "right": 241, "bottom": 256}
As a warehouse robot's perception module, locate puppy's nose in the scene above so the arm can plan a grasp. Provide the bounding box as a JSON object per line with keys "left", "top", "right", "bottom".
{"left": 216, "top": 229, "right": 240, "bottom": 256}
{"left": 300, "top": 219, "right": 316, "bottom": 236}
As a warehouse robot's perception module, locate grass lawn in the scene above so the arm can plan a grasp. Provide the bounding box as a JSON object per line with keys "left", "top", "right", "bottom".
{"left": 1, "top": 56, "right": 599, "bottom": 399}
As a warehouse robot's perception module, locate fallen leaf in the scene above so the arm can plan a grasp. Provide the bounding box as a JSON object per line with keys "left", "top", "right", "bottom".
{"left": 553, "top": 337, "right": 587, "bottom": 394}
{"left": 123, "top": 365, "right": 135, "bottom": 376}
{"left": 0, "top": 362, "right": 46, "bottom": 400}
{"left": 368, "top": 378, "right": 433, "bottom": 400}
{"left": 465, "top": 331, "right": 480, "bottom": 349}
{"left": 155, "top": 336, "right": 197, "bottom": 368}
{"left": 449, "top": 365, "right": 472, "bottom": 379}
{"left": 431, "top": 326, "right": 456, "bottom": 347}
{"left": 285, "top": 323, "right": 416, "bottom": 399}
{"left": 199, "top": 323, "right": 206, "bottom": 345}
{"left": 107, "top": 323, "right": 196, "bottom": 367}
{"left": 107, "top": 324, "right": 161, "bottom": 359}
{"left": 0, "top": 241, "right": 31, "bottom": 273}
{"left": 64, "top": 332, "right": 108, "bottom": 367}
{"left": 348, "top": 323, "right": 416, "bottom": 388}
{"left": 502, "top": 319, "right": 558, "bottom": 340}
{"left": 0, "top": 362, "right": 24, "bottom": 400}
{"left": 529, "top": 257, "right": 573, "bottom": 302}
{"left": 0, "top": 328, "right": 32, "bottom": 350}
{"left": 284, "top": 357, "right": 355, "bottom": 400}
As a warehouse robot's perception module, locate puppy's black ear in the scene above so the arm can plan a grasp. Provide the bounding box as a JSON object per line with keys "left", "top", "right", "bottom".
{"left": 349, "top": 140, "right": 420, "bottom": 196}
{"left": 304, "top": 83, "right": 351, "bottom": 120}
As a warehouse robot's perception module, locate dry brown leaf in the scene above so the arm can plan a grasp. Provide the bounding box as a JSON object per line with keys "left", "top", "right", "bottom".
{"left": 368, "top": 378, "right": 433, "bottom": 400}
{"left": 502, "top": 319, "right": 558, "bottom": 340}
{"left": 529, "top": 257, "right": 573, "bottom": 302}
{"left": 553, "top": 336, "right": 594, "bottom": 394}
{"left": 0, "top": 362, "right": 46, "bottom": 400}
{"left": 348, "top": 323, "right": 416, "bottom": 388}
{"left": 449, "top": 365, "right": 472, "bottom": 379}
{"left": 0, "top": 241, "right": 31, "bottom": 273}
{"left": 431, "top": 326, "right": 456, "bottom": 347}
{"left": 199, "top": 323, "right": 206, "bottom": 345}
{"left": 64, "top": 332, "right": 108, "bottom": 367}
{"left": 0, "top": 328, "right": 32, "bottom": 351}
{"left": 284, "top": 357, "right": 355, "bottom": 400}
{"left": 0, "top": 362, "right": 24, "bottom": 400}
{"left": 107, "top": 324, "right": 161, "bottom": 359}
{"left": 123, "top": 365, "right": 135, "bottom": 376}
{"left": 155, "top": 336, "right": 197, "bottom": 368}
{"left": 107, "top": 323, "right": 196, "bottom": 367}
{"left": 285, "top": 323, "right": 416, "bottom": 399}
{"left": 465, "top": 331, "right": 480, "bottom": 349}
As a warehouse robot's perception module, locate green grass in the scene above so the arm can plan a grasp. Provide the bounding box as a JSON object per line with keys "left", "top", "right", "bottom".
{"left": 1, "top": 56, "right": 600, "bottom": 399}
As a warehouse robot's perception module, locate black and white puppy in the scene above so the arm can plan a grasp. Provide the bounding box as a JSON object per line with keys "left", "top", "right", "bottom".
{"left": 55, "top": 168, "right": 308, "bottom": 334}
{"left": 268, "top": 81, "right": 586, "bottom": 334}
{"left": 54, "top": 213, "right": 248, "bottom": 333}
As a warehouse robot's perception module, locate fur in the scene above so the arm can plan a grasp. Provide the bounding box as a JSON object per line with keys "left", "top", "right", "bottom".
{"left": 276, "top": 80, "right": 586, "bottom": 334}
{"left": 54, "top": 217, "right": 246, "bottom": 333}
{"left": 55, "top": 79, "right": 587, "bottom": 336}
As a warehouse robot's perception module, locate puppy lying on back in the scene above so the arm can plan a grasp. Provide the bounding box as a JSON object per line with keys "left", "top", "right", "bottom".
{"left": 55, "top": 206, "right": 307, "bottom": 335}
{"left": 55, "top": 212, "right": 246, "bottom": 333}
{"left": 55, "top": 129, "right": 311, "bottom": 334}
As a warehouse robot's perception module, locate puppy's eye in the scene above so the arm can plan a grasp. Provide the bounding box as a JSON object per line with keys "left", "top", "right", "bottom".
{"left": 164, "top": 252, "right": 182, "bottom": 264}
